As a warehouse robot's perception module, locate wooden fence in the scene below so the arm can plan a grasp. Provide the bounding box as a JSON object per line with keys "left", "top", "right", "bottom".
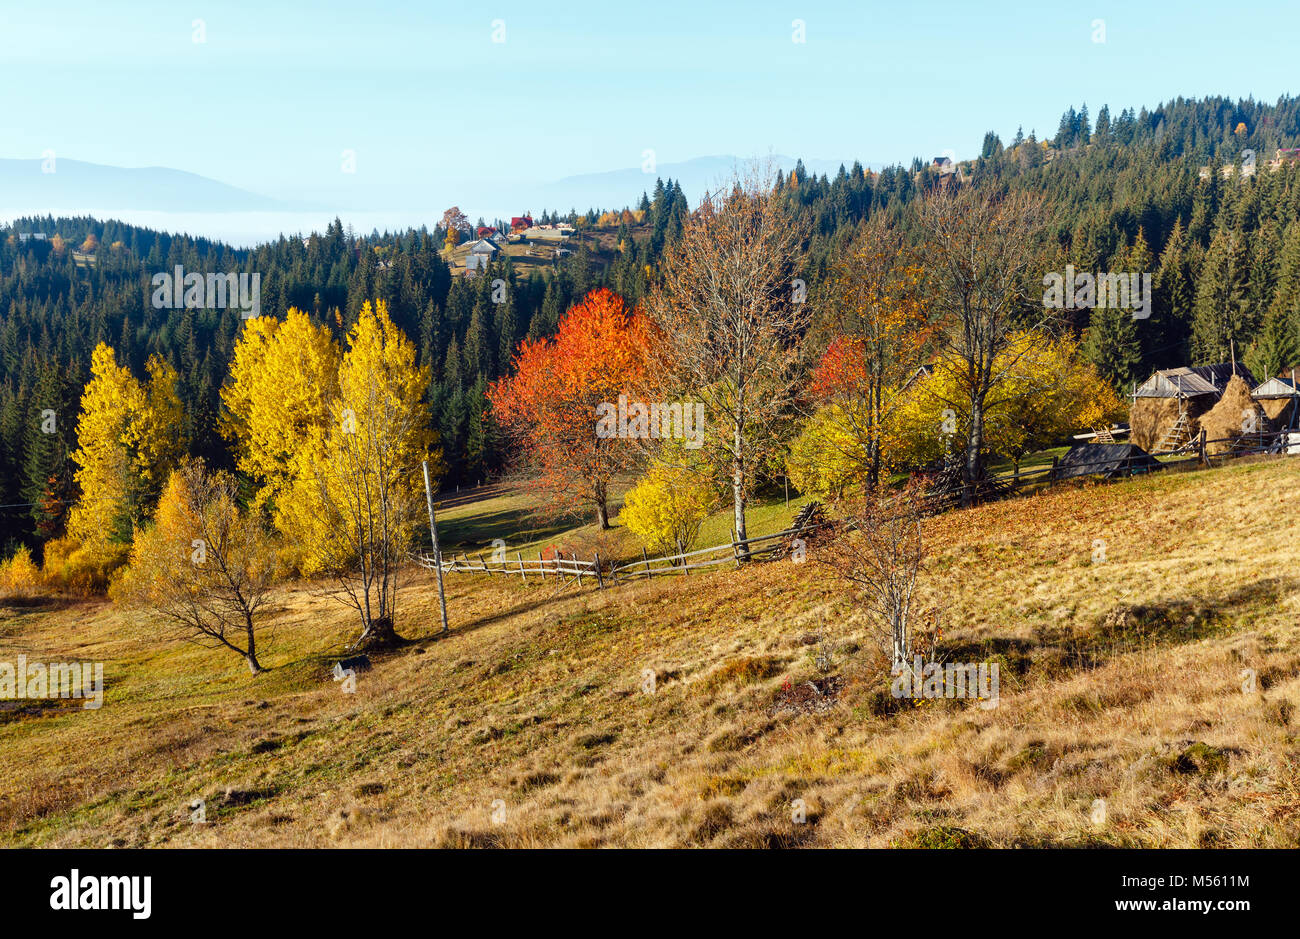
{"left": 414, "top": 428, "right": 1296, "bottom": 591}
{"left": 607, "top": 519, "right": 834, "bottom": 582}
{"left": 411, "top": 549, "right": 604, "bottom": 588}
{"left": 927, "top": 427, "right": 1292, "bottom": 512}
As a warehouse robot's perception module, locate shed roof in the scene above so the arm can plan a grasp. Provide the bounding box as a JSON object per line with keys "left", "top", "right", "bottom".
{"left": 1133, "top": 363, "right": 1257, "bottom": 399}
{"left": 1253, "top": 376, "right": 1299, "bottom": 398}
{"left": 1056, "top": 443, "right": 1163, "bottom": 480}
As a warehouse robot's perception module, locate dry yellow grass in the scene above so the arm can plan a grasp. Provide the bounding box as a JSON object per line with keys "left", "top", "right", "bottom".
{"left": 3, "top": 457, "right": 1300, "bottom": 848}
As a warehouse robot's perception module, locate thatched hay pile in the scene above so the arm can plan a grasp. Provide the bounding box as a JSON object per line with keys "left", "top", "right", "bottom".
{"left": 1199, "top": 375, "right": 1267, "bottom": 455}
{"left": 1258, "top": 396, "right": 1296, "bottom": 424}
{"left": 1130, "top": 396, "right": 1185, "bottom": 451}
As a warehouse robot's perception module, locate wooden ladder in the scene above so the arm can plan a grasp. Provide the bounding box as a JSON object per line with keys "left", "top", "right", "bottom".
{"left": 1155, "top": 410, "right": 1191, "bottom": 453}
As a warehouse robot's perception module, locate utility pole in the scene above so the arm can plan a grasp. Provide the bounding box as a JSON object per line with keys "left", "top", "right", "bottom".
{"left": 422, "top": 460, "right": 450, "bottom": 636}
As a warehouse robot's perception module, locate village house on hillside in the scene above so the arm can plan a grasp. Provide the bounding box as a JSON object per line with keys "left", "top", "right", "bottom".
{"left": 462, "top": 237, "right": 500, "bottom": 275}
{"left": 928, "top": 156, "right": 966, "bottom": 186}
{"left": 1199, "top": 147, "right": 1300, "bottom": 180}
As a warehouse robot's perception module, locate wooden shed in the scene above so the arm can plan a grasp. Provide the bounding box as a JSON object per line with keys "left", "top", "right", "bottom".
{"left": 1252, "top": 375, "right": 1300, "bottom": 429}
{"left": 1056, "top": 442, "right": 1163, "bottom": 481}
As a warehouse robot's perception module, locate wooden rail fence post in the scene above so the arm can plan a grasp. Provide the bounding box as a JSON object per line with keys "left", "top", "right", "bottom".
{"left": 641, "top": 547, "right": 651, "bottom": 580}
{"left": 594, "top": 552, "right": 605, "bottom": 590}
{"left": 677, "top": 538, "right": 687, "bottom": 575}
{"left": 1199, "top": 428, "right": 1209, "bottom": 466}
{"left": 517, "top": 552, "right": 527, "bottom": 582}
{"left": 574, "top": 552, "right": 583, "bottom": 586}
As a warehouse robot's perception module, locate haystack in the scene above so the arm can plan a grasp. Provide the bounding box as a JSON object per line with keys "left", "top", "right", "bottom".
{"left": 1198, "top": 375, "right": 1267, "bottom": 455}
{"left": 1130, "top": 396, "right": 1191, "bottom": 451}
{"left": 1258, "top": 397, "right": 1295, "bottom": 424}
{"left": 1129, "top": 364, "right": 1257, "bottom": 452}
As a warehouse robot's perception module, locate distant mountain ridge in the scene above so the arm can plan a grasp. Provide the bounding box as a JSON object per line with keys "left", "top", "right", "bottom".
{"left": 0, "top": 154, "right": 885, "bottom": 228}
{"left": 0, "top": 158, "right": 293, "bottom": 213}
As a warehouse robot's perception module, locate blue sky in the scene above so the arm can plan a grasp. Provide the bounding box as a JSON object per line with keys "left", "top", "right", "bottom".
{"left": 2, "top": 0, "right": 1298, "bottom": 211}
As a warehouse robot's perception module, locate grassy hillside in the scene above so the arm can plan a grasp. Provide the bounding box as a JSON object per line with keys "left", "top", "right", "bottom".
{"left": 3, "top": 458, "right": 1300, "bottom": 847}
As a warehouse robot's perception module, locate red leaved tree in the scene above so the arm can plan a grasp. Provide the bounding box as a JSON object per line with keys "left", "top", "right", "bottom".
{"left": 488, "top": 288, "right": 651, "bottom": 528}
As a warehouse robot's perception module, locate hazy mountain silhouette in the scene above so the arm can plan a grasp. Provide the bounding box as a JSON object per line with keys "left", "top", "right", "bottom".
{"left": 0, "top": 158, "right": 295, "bottom": 212}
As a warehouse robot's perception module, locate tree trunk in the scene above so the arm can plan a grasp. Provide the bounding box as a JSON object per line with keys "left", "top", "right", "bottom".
{"left": 868, "top": 382, "right": 882, "bottom": 488}
{"left": 594, "top": 479, "right": 610, "bottom": 529}
{"left": 732, "top": 426, "right": 748, "bottom": 561}
{"left": 244, "top": 616, "right": 262, "bottom": 674}
{"left": 964, "top": 393, "right": 986, "bottom": 507}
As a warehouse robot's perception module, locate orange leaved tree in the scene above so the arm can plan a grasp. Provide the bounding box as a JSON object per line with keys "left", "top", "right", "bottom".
{"left": 488, "top": 288, "right": 651, "bottom": 528}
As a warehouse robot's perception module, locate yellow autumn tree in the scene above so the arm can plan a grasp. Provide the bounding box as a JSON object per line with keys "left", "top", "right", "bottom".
{"left": 114, "top": 459, "right": 275, "bottom": 674}
{"left": 0, "top": 545, "right": 41, "bottom": 599}
{"left": 808, "top": 220, "right": 932, "bottom": 490}
{"left": 785, "top": 404, "right": 875, "bottom": 500}
{"left": 277, "top": 300, "right": 439, "bottom": 646}
{"left": 65, "top": 345, "right": 185, "bottom": 569}
{"left": 66, "top": 344, "right": 141, "bottom": 551}
{"left": 620, "top": 443, "right": 718, "bottom": 556}
{"left": 892, "top": 331, "right": 1126, "bottom": 472}
{"left": 133, "top": 355, "right": 186, "bottom": 486}
{"left": 220, "top": 308, "right": 340, "bottom": 513}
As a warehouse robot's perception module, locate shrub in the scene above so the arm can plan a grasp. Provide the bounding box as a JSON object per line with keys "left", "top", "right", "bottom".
{"left": 785, "top": 404, "right": 871, "bottom": 500}
{"left": 0, "top": 545, "right": 42, "bottom": 598}
{"left": 620, "top": 457, "right": 716, "bottom": 555}
{"left": 40, "top": 534, "right": 130, "bottom": 595}
{"left": 897, "top": 825, "right": 988, "bottom": 849}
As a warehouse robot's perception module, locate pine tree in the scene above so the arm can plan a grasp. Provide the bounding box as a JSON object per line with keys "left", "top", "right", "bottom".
{"left": 1084, "top": 304, "right": 1142, "bottom": 390}
{"left": 1153, "top": 219, "right": 1197, "bottom": 368}
{"left": 494, "top": 290, "right": 518, "bottom": 372}
{"left": 1191, "top": 227, "right": 1251, "bottom": 363}
{"left": 20, "top": 362, "right": 73, "bottom": 540}
{"left": 442, "top": 334, "right": 464, "bottom": 393}
{"left": 1244, "top": 302, "right": 1300, "bottom": 382}
{"left": 463, "top": 303, "right": 492, "bottom": 379}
